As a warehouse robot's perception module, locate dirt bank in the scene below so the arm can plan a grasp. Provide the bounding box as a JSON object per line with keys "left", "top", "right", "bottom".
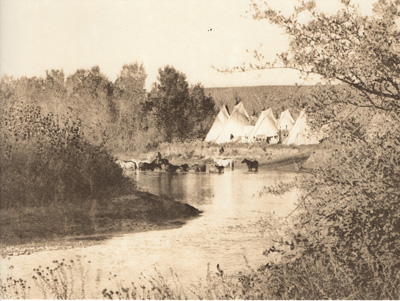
{"left": 0, "top": 190, "right": 200, "bottom": 257}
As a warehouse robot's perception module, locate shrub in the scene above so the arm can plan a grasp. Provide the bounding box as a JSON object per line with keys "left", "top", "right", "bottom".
{"left": 0, "top": 102, "right": 131, "bottom": 210}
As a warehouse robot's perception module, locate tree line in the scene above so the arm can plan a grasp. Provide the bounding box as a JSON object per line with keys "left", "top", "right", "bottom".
{"left": 1, "top": 64, "right": 216, "bottom": 152}
{"left": 0, "top": 63, "right": 215, "bottom": 213}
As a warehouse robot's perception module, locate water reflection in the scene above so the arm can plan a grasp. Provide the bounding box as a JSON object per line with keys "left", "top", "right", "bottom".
{"left": 4, "top": 167, "right": 298, "bottom": 298}
{"left": 134, "top": 168, "right": 296, "bottom": 217}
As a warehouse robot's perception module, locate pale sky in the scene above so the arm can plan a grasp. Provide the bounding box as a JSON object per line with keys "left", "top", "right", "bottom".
{"left": 0, "top": 0, "right": 375, "bottom": 90}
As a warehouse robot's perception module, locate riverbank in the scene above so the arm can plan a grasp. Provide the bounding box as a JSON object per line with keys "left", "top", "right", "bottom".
{"left": 116, "top": 141, "right": 318, "bottom": 170}
{"left": 0, "top": 190, "right": 200, "bottom": 256}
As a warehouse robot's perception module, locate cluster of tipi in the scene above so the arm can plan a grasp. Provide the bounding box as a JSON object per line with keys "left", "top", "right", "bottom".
{"left": 205, "top": 102, "right": 320, "bottom": 145}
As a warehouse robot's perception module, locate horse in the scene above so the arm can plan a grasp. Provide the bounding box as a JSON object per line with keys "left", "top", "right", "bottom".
{"left": 209, "top": 164, "right": 224, "bottom": 174}
{"left": 158, "top": 158, "right": 170, "bottom": 170}
{"left": 160, "top": 158, "right": 169, "bottom": 166}
{"left": 192, "top": 164, "right": 206, "bottom": 172}
{"left": 165, "top": 163, "right": 181, "bottom": 173}
{"left": 241, "top": 159, "right": 259, "bottom": 172}
{"left": 139, "top": 159, "right": 162, "bottom": 171}
{"left": 116, "top": 159, "right": 137, "bottom": 171}
{"left": 180, "top": 164, "right": 189, "bottom": 172}
{"left": 214, "top": 158, "right": 234, "bottom": 170}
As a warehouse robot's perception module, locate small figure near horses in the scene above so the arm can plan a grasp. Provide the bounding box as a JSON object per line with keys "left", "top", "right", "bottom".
{"left": 241, "top": 159, "right": 259, "bottom": 172}
{"left": 155, "top": 151, "right": 162, "bottom": 164}
{"left": 192, "top": 164, "right": 206, "bottom": 172}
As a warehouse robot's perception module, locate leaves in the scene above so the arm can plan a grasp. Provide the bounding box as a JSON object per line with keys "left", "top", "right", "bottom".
{"left": 0, "top": 102, "right": 130, "bottom": 209}
{"left": 249, "top": 0, "right": 400, "bottom": 296}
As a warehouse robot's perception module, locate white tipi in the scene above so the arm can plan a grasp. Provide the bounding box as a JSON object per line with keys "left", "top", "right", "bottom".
{"left": 204, "top": 105, "right": 230, "bottom": 142}
{"left": 249, "top": 109, "right": 279, "bottom": 142}
{"left": 284, "top": 110, "right": 319, "bottom": 145}
{"left": 277, "top": 109, "right": 295, "bottom": 132}
{"left": 263, "top": 107, "right": 277, "bottom": 124}
{"left": 215, "top": 102, "right": 250, "bottom": 144}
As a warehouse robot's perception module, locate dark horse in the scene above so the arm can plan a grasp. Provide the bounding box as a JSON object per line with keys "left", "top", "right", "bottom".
{"left": 139, "top": 159, "right": 162, "bottom": 171}
{"left": 159, "top": 158, "right": 170, "bottom": 170}
{"left": 209, "top": 165, "right": 224, "bottom": 174}
{"left": 215, "top": 165, "right": 225, "bottom": 173}
{"left": 165, "top": 163, "right": 181, "bottom": 173}
{"left": 160, "top": 158, "right": 169, "bottom": 166}
{"left": 241, "top": 159, "right": 259, "bottom": 172}
{"left": 180, "top": 164, "right": 189, "bottom": 172}
{"left": 192, "top": 164, "right": 206, "bottom": 172}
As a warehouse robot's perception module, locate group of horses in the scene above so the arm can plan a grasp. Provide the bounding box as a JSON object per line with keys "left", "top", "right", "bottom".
{"left": 209, "top": 158, "right": 258, "bottom": 173}
{"left": 116, "top": 158, "right": 207, "bottom": 173}
{"left": 116, "top": 156, "right": 259, "bottom": 174}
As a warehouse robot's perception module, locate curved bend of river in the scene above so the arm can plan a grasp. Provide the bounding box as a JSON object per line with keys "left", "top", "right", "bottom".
{"left": 1, "top": 167, "right": 298, "bottom": 298}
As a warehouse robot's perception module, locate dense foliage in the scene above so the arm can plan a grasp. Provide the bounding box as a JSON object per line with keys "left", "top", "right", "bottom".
{"left": 242, "top": 0, "right": 400, "bottom": 298}
{"left": 145, "top": 66, "right": 216, "bottom": 142}
{"left": 0, "top": 103, "right": 127, "bottom": 209}
{"left": 0, "top": 63, "right": 215, "bottom": 212}
{"left": 1, "top": 63, "right": 216, "bottom": 152}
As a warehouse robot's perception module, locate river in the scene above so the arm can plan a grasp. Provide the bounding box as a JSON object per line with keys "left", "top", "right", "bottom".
{"left": 1, "top": 167, "right": 298, "bottom": 299}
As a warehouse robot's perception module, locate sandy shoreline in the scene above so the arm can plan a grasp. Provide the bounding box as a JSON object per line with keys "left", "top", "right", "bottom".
{"left": 1, "top": 216, "right": 198, "bottom": 258}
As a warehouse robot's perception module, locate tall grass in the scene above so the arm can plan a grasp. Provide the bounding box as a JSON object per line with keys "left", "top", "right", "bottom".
{"left": 2, "top": 254, "right": 398, "bottom": 299}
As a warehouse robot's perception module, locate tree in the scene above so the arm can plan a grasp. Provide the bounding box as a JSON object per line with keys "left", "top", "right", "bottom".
{"left": 114, "top": 62, "right": 146, "bottom": 104}
{"left": 189, "top": 83, "right": 216, "bottom": 139}
{"left": 244, "top": 0, "right": 400, "bottom": 298}
{"left": 66, "top": 66, "right": 115, "bottom": 144}
{"left": 149, "top": 66, "right": 191, "bottom": 141}
{"left": 147, "top": 66, "right": 216, "bottom": 142}
{"left": 112, "top": 62, "right": 147, "bottom": 150}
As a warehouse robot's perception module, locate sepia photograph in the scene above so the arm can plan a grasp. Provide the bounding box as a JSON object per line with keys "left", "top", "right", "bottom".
{"left": 0, "top": 0, "right": 399, "bottom": 299}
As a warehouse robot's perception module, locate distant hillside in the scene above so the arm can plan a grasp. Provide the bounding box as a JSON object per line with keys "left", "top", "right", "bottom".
{"left": 204, "top": 85, "right": 320, "bottom": 120}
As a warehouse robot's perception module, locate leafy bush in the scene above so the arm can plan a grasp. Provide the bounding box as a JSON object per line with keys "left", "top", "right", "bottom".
{"left": 244, "top": 0, "right": 400, "bottom": 298}
{"left": 0, "top": 102, "right": 130, "bottom": 209}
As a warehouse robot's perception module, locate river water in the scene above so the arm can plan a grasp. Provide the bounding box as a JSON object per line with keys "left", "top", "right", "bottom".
{"left": 1, "top": 167, "right": 298, "bottom": 298}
